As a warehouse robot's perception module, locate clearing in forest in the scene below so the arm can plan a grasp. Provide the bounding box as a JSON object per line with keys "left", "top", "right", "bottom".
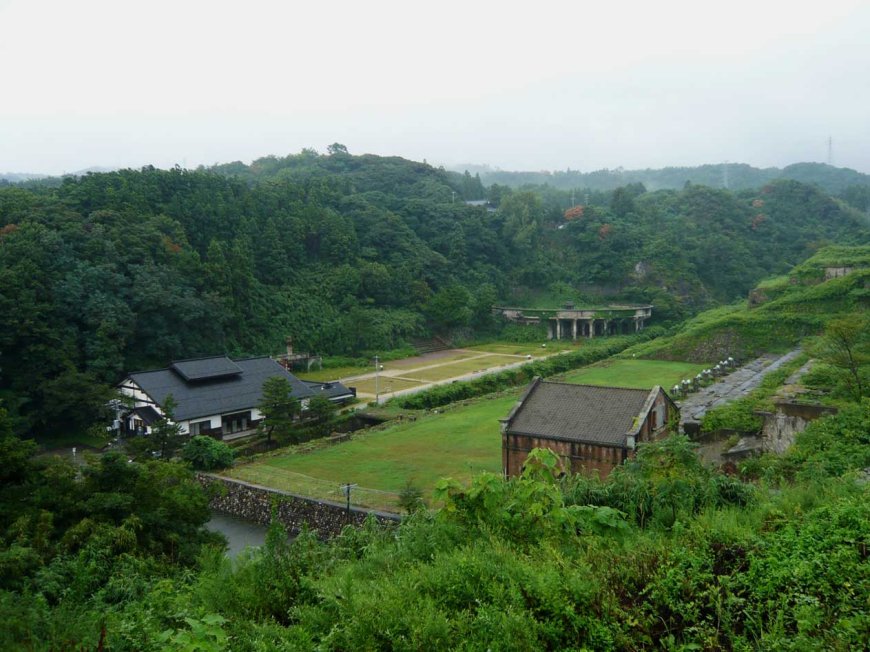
{"left": 229, "top": 358, "right": 704, "bottom": 511}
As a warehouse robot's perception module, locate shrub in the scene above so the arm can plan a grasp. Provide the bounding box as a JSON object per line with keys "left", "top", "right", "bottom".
{"left": 181, "top": 436, "right": 235, "bottom": 471}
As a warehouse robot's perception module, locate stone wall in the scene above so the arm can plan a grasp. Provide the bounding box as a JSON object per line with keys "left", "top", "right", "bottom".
{"left": 198, "top": 474, "right": 400, "bottom": 538}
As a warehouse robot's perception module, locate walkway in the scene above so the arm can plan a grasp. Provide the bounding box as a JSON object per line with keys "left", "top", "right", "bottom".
{"left": 679, "top": 349, "right": 802, "bottom": 431}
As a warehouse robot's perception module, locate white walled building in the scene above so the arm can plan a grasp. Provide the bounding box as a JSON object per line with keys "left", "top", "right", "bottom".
{"left": 118, "top": 355, "right": 352, "bottom": 439}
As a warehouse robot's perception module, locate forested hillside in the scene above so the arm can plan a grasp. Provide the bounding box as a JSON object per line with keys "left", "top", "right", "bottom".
{"left": 1, "top": 150, "right": 867, "bottom": 436}
{"left": 462, "top": 161, "right": 870, "bottom": 195}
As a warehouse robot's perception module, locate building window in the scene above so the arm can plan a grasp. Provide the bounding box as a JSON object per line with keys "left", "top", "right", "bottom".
{"left": 222, "top": 411, "right": 251, "bottom": 435}
{"left": 189, "top": 420, "right": 211, "bottom": 436}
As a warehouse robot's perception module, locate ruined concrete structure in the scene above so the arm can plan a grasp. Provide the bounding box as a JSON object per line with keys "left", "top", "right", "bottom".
{"left": 494, "top": 304, "right": 652, "bottom": 340}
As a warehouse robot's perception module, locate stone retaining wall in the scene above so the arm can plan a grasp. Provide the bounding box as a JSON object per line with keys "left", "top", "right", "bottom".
{"left": 198, "top": 474, "right": 400, "bottom": 538}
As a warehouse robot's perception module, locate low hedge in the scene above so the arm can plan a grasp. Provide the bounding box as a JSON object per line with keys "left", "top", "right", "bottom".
{"left": 393, "top": 328, "right": 664, "bottom": 410}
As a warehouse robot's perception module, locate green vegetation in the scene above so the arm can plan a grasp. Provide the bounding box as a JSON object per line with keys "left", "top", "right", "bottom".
{"left": 182, "top": 435, "right": 235, "bottom": 470}
{"left": 1, "top": 151, "right": 869, "bottom": 648}
{"left": 257, "top": 377, "right": 301, "bottom": 445}
{"left": 4, "top": 399, "right": 868, "bottom": 649}
{"left": 625, "top": 246, "right": 870, "bottom": 363}
{"left": 395, "top": 333, "right": 654, "bottom": 409}
{"left": 2, "top": 154, "right": 867, "bottom": 439}
{"left": 701, "top": 355, "right": 808, "bottom": 433}
{"left": 232, "top": 359, "right": 708, "bottom": 508}
{"left": 470, "top": 160, "right": 870, "bottom": 194}
{"left": 228, "top": 395, "right": 513, "bottom": 508}
{"left": 560, "top": 358, "right": 708, "bottom": 389}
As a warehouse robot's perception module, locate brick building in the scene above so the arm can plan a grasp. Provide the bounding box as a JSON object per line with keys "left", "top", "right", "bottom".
{"left": 500, "top": 378, "right": 678, "bottom": 478}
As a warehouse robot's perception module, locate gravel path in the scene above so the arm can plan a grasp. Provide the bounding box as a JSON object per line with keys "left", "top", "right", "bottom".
{"left": 678, "top": 349, "right": 802, "bottom": 430}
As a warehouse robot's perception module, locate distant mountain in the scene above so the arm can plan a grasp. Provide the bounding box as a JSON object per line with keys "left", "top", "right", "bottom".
{"left": 67, "top": 166, "right": 118, "bottom": 176}
{"left": 0, "top": 172, "right": 48, "bottom": 183}
{"left": 449, "top": 162, "right": 870, "bottom": 195}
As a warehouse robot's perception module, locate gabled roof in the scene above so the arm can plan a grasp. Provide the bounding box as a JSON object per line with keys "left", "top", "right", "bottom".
{"left": 502, "top": 379, "right": 661, "bottom": 448}
{"left": 132, "top": 405, "right": 161, "bottom": 426}
{"left": 125, "top": 356, "right": 314, "bottom": 422}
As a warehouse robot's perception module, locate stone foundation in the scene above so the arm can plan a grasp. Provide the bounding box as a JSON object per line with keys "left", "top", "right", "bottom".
{"left": 198, "top": 474, "right": 400, "bottom": 538}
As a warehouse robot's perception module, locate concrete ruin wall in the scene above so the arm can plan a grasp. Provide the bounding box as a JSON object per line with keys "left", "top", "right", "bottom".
{"left": 198, "top": 474, "right": 399, "bottom": 538}
{"left": 760, "top": 402, "right": 838, "bottom": 455}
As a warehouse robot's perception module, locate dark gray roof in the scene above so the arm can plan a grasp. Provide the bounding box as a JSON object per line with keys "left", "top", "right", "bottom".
{"left": 303, "top": 380, "right": 354, "bottom": 400}
{"left": 170, "top": 357, "right": 242, "bottom": 382}
{"left": 126, "top": 356, "right": 314, "bottom": 422}
{"left": 504, "top": 380, "right": 656, "bottom": 447}
{"left": 132, "top": 405, "right": 161, "bottom": 426}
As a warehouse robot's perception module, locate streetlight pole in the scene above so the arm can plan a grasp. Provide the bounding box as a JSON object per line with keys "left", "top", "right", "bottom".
{"left": 374, "top": 355, "right": 380, "bottom": 404}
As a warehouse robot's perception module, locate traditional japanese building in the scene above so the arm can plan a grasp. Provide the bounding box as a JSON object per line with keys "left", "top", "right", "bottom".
{"left": 117, "top": 355, "right": 353, "bottom": 439}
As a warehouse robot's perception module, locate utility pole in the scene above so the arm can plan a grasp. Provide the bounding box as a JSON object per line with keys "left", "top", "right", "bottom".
{"left": 827, "top": 136, "right": 833, "bottom": 166}
{"left": 374, "top": 355, "right": 380, "bottom": 404}
{"left": 451, "top": 190, "right": 456, "bottom": 203}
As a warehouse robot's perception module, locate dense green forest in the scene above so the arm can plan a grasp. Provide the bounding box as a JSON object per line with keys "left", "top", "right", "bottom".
{"left": 1, "top": 149, "right": 867, "bottom": 436}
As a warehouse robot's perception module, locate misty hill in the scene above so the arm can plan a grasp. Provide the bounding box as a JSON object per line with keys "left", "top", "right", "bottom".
{"left": 0, "top": 151, "right": 867, "bottom": 435}
{"left": 455, "top": 161, "right": 870, "bottom": 196}
{"left": 207, "top": 147, "right": 486, "bottom": 201}
{"left": 0, "top": 172, "right": 47, "bottom": 184}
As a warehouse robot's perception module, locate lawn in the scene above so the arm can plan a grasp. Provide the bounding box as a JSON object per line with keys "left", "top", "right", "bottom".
{"left": 560, "top": 359, "right": 709, "bottom": 389}
{"left": 297, "top": 365, "right": 369, "bottom": 382}
{"left": 226, "top": 395, "right": 515, "bottom": 510}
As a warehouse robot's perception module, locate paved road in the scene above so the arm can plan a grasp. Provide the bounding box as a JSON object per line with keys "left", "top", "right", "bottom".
{"left": 678, "top": 349, "right": 802, "bottom": 430}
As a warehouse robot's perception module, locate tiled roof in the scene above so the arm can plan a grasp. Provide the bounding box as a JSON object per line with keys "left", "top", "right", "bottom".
{"left": 127, "top": 356, "right": 314, "bottom": 422}
{"left": 302, "top": 380, "right": 354, "bottom": 400}
{"left": 170, "top": 357, "right": 242, "bottom": 382}
{"left": 504, "top": 380, "right": 656, "bottom": 447}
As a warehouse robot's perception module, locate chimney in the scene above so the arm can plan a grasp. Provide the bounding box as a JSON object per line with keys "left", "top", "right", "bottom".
{"left": 286, "top": 337, "right": 294, "bottom": 357}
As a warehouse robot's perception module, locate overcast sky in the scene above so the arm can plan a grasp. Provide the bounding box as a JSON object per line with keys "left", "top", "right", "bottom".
{"left": 2, "top": 0, "right": 869, "bottom": 175}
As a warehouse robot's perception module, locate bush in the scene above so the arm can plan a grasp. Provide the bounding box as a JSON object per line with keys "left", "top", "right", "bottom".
{"left": 181, "top": 436, "right": 235, "bottom": 471}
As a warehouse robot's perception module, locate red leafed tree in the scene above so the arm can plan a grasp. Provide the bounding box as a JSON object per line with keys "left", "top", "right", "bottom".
{"left": 563, "top": 205, "right": 585, "bottom": 220}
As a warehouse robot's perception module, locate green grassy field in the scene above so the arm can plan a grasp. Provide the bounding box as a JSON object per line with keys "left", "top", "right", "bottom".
{"left": 297, "top": 365, "right": 369, "bottom": 382}
{"left": 560, "top": 359, "right": 709, "bottom": 389}
{"left": 227, "top": 395, "right": 514, "bottom": 510}
{"left": 233, "top": 358, "right": 706, "bottom": 510}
